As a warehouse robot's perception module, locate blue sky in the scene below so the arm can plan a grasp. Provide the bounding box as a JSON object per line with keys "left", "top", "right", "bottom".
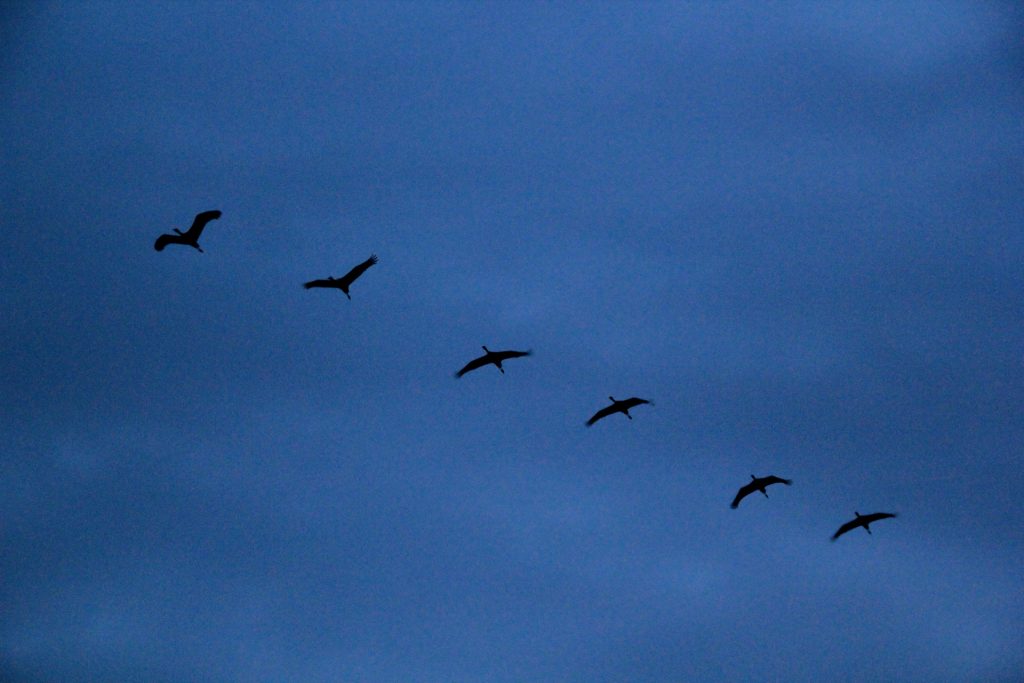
{"left": 2, "top": 2, "right": 1023, "bottom": 681}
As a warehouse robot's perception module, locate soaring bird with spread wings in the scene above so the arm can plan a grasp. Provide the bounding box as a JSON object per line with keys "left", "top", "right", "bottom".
{"left": 304, "top": 255, "right": 378, "bottom": 300}
{"left": 730, "top": 474, "right": 792, "bottom": 508}
{"left": 154, "top": 210, "right": 222, "bottom": 253}
{"left": 455, "top": 346, "right": 532, "bottom": 378}
{"left": 585, "top": 396, "right": 652, "bottom": 426}
{"left": 831, "top": 511, "right": 897, "bottom": 541}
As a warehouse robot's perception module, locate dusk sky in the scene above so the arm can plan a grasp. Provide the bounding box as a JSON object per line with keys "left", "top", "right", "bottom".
{"left": 2, "top": 2, "right": 1023, "bottom": 681}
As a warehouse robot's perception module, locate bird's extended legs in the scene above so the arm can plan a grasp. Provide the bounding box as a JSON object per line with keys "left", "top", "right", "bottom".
{"left": 865, "top": 525, "right": 872, "bottom": 535}
{"left": 625, "top": 412, "right": 632, "bottom": 419}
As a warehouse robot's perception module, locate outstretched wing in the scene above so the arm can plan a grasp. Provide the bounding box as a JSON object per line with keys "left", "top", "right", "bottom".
{"left": 621, "top": 397, "right": 652, "bottom": 409}
{"left": 339, "top": 254, "right": 378, "bottom": 287}
{"left": 154, "top": 233, "right": 183, "bottom": 251}
{"left": 455, "top": 354, "right": 489, "bottom": 378}
{"left": 494, "top": 349, "right": 532, "bottom": 362}
{"left": 831, "top": 519, "right": 860, "bottom": 541}
{"left": 730, "top": 481, "right": 757, "bottom": 509}
{"left": 862, "top": 512, "right": 897, "bottom": 525}
{"left": 183, "top": 210, "right": 222, "bottom": 239}
{"left": 303, "top": 278, "right": 336, "bottom": 289}
{"left": 586, "top": 404, "right": 617, "bottom": 426}
{"left": 762, "top": 476, "right": 792, "bottom": 488}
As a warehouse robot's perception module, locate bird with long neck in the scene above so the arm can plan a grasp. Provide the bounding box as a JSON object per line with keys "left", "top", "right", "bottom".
{"left": 303, "top": 254, "right": 378, "bottom": 301}
{"left": 585, "top": 396, "right": 652, "bottom": 426}
{"left": 153, "top": 209, "right": 221, "bottom": 253}
{"left": 729, "top": 474, "right": 792, "bottom": 509}
{"left": 454, "top": 345, "right": 533, "bottom": 378}
{"left": 831, "top": 511, "right": 897, "bottom": 541}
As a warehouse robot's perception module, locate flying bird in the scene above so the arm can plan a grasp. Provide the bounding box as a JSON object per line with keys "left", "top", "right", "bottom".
{"left": 154, "top": 210, "right": 222, "bottom": 252}
{"left": 831, "top": 511, "right": 897, "bottom": 541}
{"left": 455, "top": 346, "right": 532, "bottom": 378}
{"left": 585, "top": 396, "right": 652, "bottom": 426}
{"left": 303, "top": 254, "right": 379, "bottom": 300}
{"left": 730, "top": 474, "right": 792, "bottom": 509}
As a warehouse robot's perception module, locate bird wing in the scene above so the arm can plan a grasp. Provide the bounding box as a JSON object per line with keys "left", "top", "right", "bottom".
{"left": 183, "top": 210, "right": 222, "bottom": 239}
{"left": 455, "top": 354, "right": 489, "bottom": 378}
{"left": 862, "top": 512, "right": 897, "bottom": 524}
{"left": 730, "top": 481, "right": 757, "bottom": 508}
{"left": 338, "top": 254, "right": 378, "bottom": 287}
{"left": 831, "top": 518, "right": 860, "bottom": 541}
{"left": 586, "top": 404, "right": 617, "bottom": 426}
{"left": 494, "top": 349, "right": 532, "bottom": 361}
{"left": 621, "top": 397, "right": 652, "bottom": 409}
{"left": 154, "top": 233, "right": 184, "bottom": 251}
{"left": 303, "top": 279, "right": 335, "bottom": 289}
{"left": 762, "top": 476, "right": 792, "bottom": 487}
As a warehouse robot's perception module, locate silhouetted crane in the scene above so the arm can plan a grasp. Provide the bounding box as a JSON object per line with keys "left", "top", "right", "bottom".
{"left": 303, "top": 255, "right": 378, "bottom": 300}
{"left": 730, "top": 474, "right": 792, "bottom": 509}
{"left": 585, "top": 397, "right": 652, "bottom": 426}
{"left": 831, "top": 511, "right": 897, "bottom": 541}
{"left": 154, "top": 210, "right": 222, "bottom": 252}
{"left": 455, "top": 346, "right": 532, "bottom": 377}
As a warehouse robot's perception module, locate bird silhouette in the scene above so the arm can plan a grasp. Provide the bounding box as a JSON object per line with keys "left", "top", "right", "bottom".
{"left": 304, "top": 255, "right": 378, "bottom": 300}
{"left": 154, "top": 210, "right": 222, "bottom": 252}
{"left": 585, "top": 396, "right": 652, "bottom": 426}
{"left": 831, "top": 511, "right": 897, "bottom": 541}
{"left": 730, "top": 474, "right": 792, "bottom": 508}
{"left": 455, "top": 346, "right": 532, "bottom": 378}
